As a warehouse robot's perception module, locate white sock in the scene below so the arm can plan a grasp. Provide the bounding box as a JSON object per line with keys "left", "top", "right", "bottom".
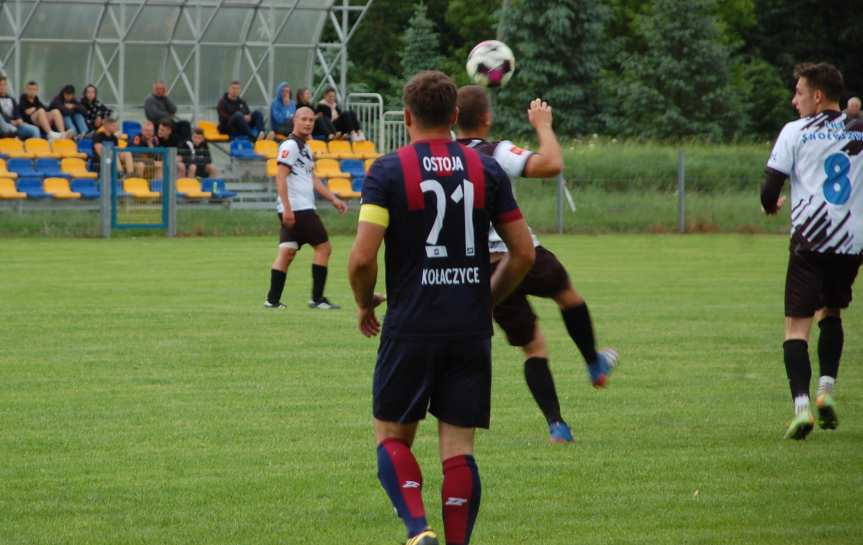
{"left": 794, "top": 395, "right": 810, "bottom": 416}
{"left": 817, "top": 376, "right": 835, "bottom": 396}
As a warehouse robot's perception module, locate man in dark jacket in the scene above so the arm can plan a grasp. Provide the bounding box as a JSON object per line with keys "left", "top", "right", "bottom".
{"left": 0, "top": 76, "right": 39, "bottom": 139}
{"left": 49, "top": 85, "right": 89, "bottom": 136}
{"left": 144, "top": 80, "right": 191, "bottom": 143}
{"left": 217, "top": 80, "right": 264, "bottom": 139}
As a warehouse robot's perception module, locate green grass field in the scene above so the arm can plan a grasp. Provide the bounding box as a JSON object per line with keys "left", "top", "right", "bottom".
{"left": 2, "top": 234, "right": 861, "bottom": 545}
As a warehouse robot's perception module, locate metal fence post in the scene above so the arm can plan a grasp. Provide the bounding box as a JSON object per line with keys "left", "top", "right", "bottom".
{"left": 166, "top": 147, "right": 177, "bottom": 237}
{"left": 100, "top": 144, "right": 113, "bottom": 238}
{"left": 557, "top": 173, "right": 564, "bottom": 234}
{"left": 677, "top": 150, "right": 685, "bottom": 233}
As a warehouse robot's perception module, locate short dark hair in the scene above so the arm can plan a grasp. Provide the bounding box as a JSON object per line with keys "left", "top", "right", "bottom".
{"left": 193, "top": 127, "right": 204, "bottom": 136}
{"left": 0, "top": 75, "right": 7, "bottom": 83}
{"left": 159, "top": 118, "right": 174, "bottom": 130}
{"left": 61, "top": 84, "right": 75, "bottom": 95}
{"left": 456, "top": 85, "right": 490, "bottom": 131}
{"left": 26, "top": 81, "right": 37, "bottom": 86}
{"left": 794, "top": 62, "right": 844, "bottom": 102}
{"left": 323, "top": 87, "right": 336, "bottom": 95}
{"left": 403, "top": 70, "right": 458, "bottom": 128}
{"left": 229, "top": 80, "right": 241, "bottom": 86}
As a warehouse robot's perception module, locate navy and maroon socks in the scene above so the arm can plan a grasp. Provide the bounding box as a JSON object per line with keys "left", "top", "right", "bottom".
{"left": 377, "top": 438, "right": 428, "bottom": 539}
{"left": 441, "top": 455, "right": 481, "bottom": 545}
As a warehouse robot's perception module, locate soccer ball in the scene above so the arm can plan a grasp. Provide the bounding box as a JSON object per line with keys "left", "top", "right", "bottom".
{"left": 466, "top": 40, "right": 515, "bottom": 88}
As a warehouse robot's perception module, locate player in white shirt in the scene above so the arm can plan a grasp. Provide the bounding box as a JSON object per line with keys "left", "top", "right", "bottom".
{"left": 264, "top": 106, "right": 348, "bottom": 309}
{"left": 761, "top": 62, "right": 863, "bottom": 439}
{"left": 456, "top": 85, "right": 618, "bottom": 444}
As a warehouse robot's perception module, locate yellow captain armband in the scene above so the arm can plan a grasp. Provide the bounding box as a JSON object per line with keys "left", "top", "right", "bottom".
{"left": 359, "top": 204, "right": 390, "bottom": 228}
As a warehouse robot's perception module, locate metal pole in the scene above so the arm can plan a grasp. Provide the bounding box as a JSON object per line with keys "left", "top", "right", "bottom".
{"left": 340, "top": 0, "right": 348, "bottom": 98}
{"left": 166, "top": 147, "right": 177, "bottom": 237}
{"left": 556, "top": 173, "right": 564, "bottom": 234}
{"left": 677, "top": 149, "right": 685, "bottom": 233}
{"left": 100, "top": 144, "right": 113, "bottom": 238}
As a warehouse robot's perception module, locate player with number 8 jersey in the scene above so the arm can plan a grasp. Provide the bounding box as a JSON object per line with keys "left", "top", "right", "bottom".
{"left": 761, "top": 62, "right": 863, "bottom": 441}
{"left": 348, "top": 71, "right": 534, "bottom": 545}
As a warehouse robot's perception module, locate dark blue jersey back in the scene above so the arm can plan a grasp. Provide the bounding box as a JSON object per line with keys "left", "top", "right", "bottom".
{"left": 361, "top": 139, "right": 522, "bottom": 339}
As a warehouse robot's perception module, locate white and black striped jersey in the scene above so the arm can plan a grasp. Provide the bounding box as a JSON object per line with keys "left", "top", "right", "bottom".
{"left": 768, "top": 111, "right": 863, "bottom": 254}
{"left": 459, "top": 138, "right": 541, "bottom": 253}
{"left": 276, "top": 135, "right": 316, "bottom": 213}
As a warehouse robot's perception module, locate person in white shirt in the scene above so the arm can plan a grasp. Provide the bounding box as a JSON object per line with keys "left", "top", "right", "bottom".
{"left": 264, "top": 106, "right": 348, "bottom": 310}
{"left": 761, "top": 62, "right": 863, "bottom": 439}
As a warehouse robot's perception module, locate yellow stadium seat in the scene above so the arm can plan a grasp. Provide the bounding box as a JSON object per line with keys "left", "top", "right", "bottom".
{"left": 43, "top": 177, "right": 81, "bottom": 199}
{"left": 198, "top": 120, "right": 229, "bottom": 142}
{"left": 177, "top": 177, "right": 212, "bottom": 199}
{"left": 61, "top": 158, "right": 98, "bottom": 180}
{"left": 328, "top": 178, "right": 360, "bottom": 199}
{"left": 254, "top": 139, "right": 278, "bottom": 159}
{"left": 364, "top": 158, "right": 376, "bottom": 173}
{"left": 0, "top": 159, "right": 18, "bottom": 179}
{"left": 314, "top": 158, "right": 347, "bottom": 179}
{"left": 123, "top": 177, "right": 160, "bottom": 200}
{"left": 327, "top": 139, "right": 359, "bottom": 159}
{"left": 352, "top": 140, "right": 382, "bottom": 160}
{"left": 51, "top": 138, "right": 87, "bottom": 159}
{"left": 267, "top": 158, "right": 278, "bottom": 177}
{"left": 0, "top": 138, "right": 35, "bottom": 158}
{"left": 25, "top": 138, "right": 61, "bottom": 158}
{"left": 0, "top": 177, "right": 25, "bottom": 199}
{"left": 307, "top": 139, "right": 334, "bottom": 159}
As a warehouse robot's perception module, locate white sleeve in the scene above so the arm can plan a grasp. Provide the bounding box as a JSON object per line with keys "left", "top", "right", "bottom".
{"left": 766, "top": 122, "right": 797, "bottom": 175}
{"left": 492, "top": 140, "right": 533, "bottom": 178}
{"left": 277, "top": 140, "right": 299, "bottom": 169}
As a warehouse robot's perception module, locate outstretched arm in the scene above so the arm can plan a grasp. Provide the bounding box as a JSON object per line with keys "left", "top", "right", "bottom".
{"left": 313, "top": 176, "right": 348, "bottom": 214}
{"left": 522, "top": 98, "right": 563, "bottom": 178}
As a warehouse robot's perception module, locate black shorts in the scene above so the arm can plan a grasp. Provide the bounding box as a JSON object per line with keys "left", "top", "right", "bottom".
{"left": 373, "top": 336, "right": 492, "bottom": 429}
{"left": 491, "top": 246, "right": 570, "bottom": 346}
{"left": 277, "top": 210, "right": 328, "bottom": 250}
{"left": 785, "top": 250, "right": 862, "bottom": 317}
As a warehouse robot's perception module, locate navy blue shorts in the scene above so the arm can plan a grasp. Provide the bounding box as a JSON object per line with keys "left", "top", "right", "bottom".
{"left": 373, "top": 336, "right": 492, "bottom": 429}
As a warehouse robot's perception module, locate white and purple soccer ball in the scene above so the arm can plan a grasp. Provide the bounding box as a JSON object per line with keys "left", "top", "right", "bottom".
{"left": 466, "top": 40, "right": 515, "bottom": 88}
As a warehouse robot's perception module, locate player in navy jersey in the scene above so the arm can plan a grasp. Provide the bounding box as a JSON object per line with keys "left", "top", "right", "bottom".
{"left": 455, "top": 85, "right": 618, "bottom": 444}
{"left": 264, "top": 106, "right": 347, "bottom": 310}
{"left": 761, "top": 63, "right": 863, "bottom": 439}
{"left": 348, "top": 71, "right": 534, "bottom": 545}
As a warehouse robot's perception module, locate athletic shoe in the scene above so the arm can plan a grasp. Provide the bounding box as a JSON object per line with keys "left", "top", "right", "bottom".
{"left": 816, "top": 394, "right": 839, "bottom": 430}
{"left": 587, "top": 348, "right": 618, "bottom": 388}
{"left": 548, "top": 421, "right": 574, "bottom": 443}
{"left": 308, "top": 297, "right": 340, "bottom": 309}
{"left": 64, "top": 129, "right": 76, "bottom": 139}
{"left": 263, "top": 300, "right": 286, "bottom": 309}
{"left": 47, "top": 130, "right": 63, "bottom": 142}
{"left": 406, "top": 529, "right": 438, "bottom": 545}
{"left": 784, "top": 411, "right": 815, "bottom": 440}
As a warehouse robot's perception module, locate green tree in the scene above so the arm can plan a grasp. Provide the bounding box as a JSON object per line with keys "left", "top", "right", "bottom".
{"left": 494, "top": 0, "right": 609, "bottom": 137}
{"left": 604, "top": 0, "right": 742, "bottom": 140}
{"left": 401, "top": 4, "right": 444, "bottom": 81}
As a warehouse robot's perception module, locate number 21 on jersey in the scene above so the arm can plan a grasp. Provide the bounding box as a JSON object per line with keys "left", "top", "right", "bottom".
{"left": 421, "top": 179, "right": 475, "bottom": 258}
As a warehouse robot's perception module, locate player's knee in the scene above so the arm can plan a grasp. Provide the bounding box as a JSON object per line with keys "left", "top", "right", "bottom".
{"left": 521, "top": 327, "right": 548, "bottom": 359}
{"left": 554, "top": 285, "right": 584, "bottom": 308}
{"left": 316, "top": 241, "right": 332, "bottom": 258}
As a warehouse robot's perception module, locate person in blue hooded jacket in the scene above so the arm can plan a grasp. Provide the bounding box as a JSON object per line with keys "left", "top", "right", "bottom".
{"left": 270, "top": 82, "right": 296, "bottom": 135}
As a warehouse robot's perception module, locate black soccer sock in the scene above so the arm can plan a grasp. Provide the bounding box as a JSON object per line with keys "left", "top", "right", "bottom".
{"left": 267, "top": 269, "right": 287, "bottom": 304}
{"left": 524, "top": 357, "right": 562, "bottom": 425}
{"left": 561, "top": 303, "right": 599, "bottom": 365}
{"left": 817, "top": 316, "right": 843, "bottom": 380}
{"left": 783, "top": 339, "right": 811, "bottom": 401}
{"left": 311, "top": 264, "right": 328, "bottom": 302}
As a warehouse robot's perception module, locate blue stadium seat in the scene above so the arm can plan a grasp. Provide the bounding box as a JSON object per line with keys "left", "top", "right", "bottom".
{"left": 7, "top": 158, "right": 42, "bottom": 178}
{"left": 70, "top": 179, "right": 100, "bottom": 199}
{"left": 230, "top": 137, "right": 261, "bottom": 160}
{"left": 351, "top": 177, "right": 363, "bottom": 192}
{"left": 77, "top": 138, "right": 94, "bottom": 158}
{"left": 122, "top": 121, "right": 142, "bottom": 140}
{"left": 17, "top": 177, "right": 49, "bottom": 199}
{"left": 35, "top": 158, "right": 67, "bottom": 178}
{"left": 340, "top": 159, "right": 365, "bottom": 179}
{"left": 201, "top": 178, "right": 237, "bottom": 199}
{"left": 149, "top": 180, "right": 164, "bottom": 194}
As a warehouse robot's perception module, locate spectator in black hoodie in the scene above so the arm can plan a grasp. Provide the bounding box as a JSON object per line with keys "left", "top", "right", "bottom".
{"left": 155, "top": 118, "right": 187, "bottom": 177}
{"left": 49, "top": 84, "right": 89, "bottom": 136}
{"left": 19, "top": 81, "right": 68, "bottom": 139}
{"left": 186, "top": 128, "right": 217, "bottom": 178}
{"left": 217, "top": 80, "right": 264, "bottom": 139}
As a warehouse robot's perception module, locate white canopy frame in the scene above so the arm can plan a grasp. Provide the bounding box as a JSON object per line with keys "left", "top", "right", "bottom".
{"left": 0, "top": 0, "right": 372, "bottom": 122}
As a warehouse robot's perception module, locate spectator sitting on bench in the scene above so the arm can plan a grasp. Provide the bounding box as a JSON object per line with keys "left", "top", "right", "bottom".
{"left": 132, "top": 120, "right": 159, "bottom": 178}
{"left": 186, "top": 128, "right": 217, "bottom": 179}
{"left": 297, "top": 87, "right": 337, "bottom": 141}
{"left": 217, "top": 80, "right": 264, "bottom": 140}
{"left": 317, "top": 87, "right": 365, "bottom": 141}
{"left": 270, "top": 81, "right": 296, "bottom": 136}
{"left": 0, "top": 75, "right": 40, "bottom": 139}
{"left": 144, "top": 81, "right": 192, "bottom": 145}
{"left": 20, "top": 81, "right": 68, "bottom": 140}
{"left": 155, "top": 118, "right": 186, "bottom": 177}
{"left": 94, "top": 117, "right": 134, "bottom": 175}
{"left": 49, "top": 84, "right": 89, "bottom": 137}
{"left": 80, "top": 84, "right": 112, "bottom": 132}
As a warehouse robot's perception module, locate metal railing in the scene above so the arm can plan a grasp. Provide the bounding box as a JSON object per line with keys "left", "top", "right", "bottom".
{"left": 381, "top": 110, "right": 407, "bottom": 153}
{"left": 346, "top": 92, "right": 383, "bottom": 145}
